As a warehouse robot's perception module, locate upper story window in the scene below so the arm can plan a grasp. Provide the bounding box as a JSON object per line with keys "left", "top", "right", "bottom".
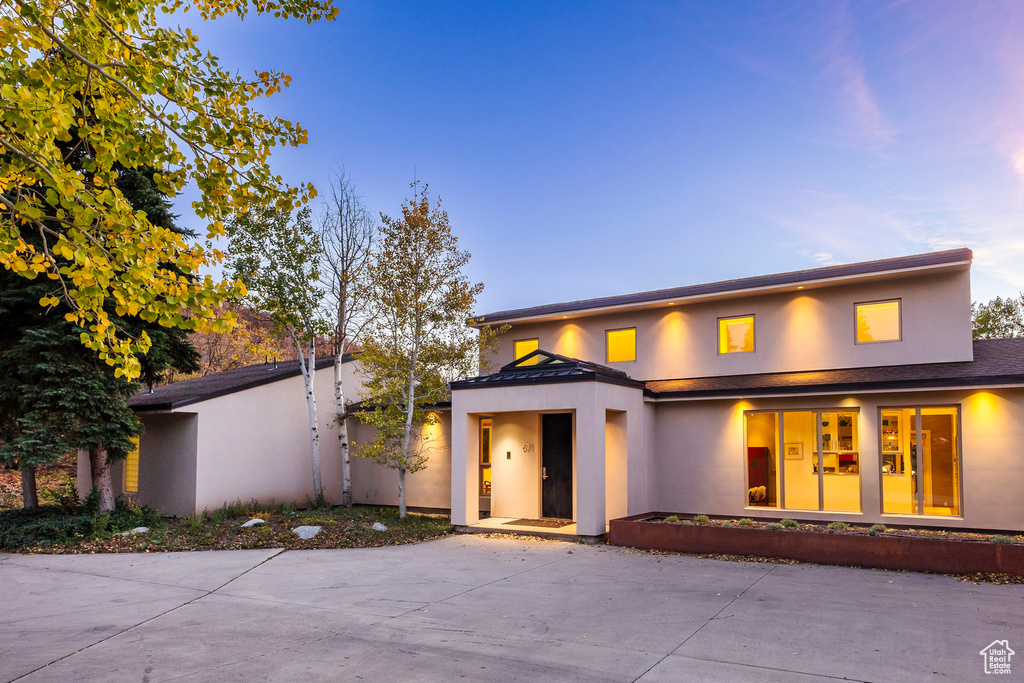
{"left": 856, "top": 300, "right": 901, "bottom": 343}
{"left": 719, "top": 315, "right": 754, "bottom": 354}
{"left": 513, "top": 338, "right": 539, "bottom": 365}
{"left": 606, "top": 328, "right": 636, "bottom": 363}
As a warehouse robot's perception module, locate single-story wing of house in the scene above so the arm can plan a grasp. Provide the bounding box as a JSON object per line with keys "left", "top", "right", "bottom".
{"left": 78, "top": 355, "right": 451, "bottom": 517}
{"left": 98, "top": 248, "right": 1024, "bottom": 540}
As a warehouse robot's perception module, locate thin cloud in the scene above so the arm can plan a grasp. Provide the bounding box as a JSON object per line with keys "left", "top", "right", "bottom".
{"left": 762, "top": 183, "right": 1024, "bottom": 300}
{"left": 816, "top": 1, "right": 895, "bottom": 151}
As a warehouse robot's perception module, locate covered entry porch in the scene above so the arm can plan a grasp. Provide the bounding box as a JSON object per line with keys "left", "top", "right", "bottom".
{"left": 450, "top": 351, "right": 648, "bottom": 540}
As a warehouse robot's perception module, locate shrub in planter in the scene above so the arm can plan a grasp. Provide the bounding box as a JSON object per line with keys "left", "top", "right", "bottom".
{"left": 870, "top": 524, "right": 886, "bottom": 533}
{"left": 780, "top": 519, "right": 798, "bottom": 529}
{"left": 738, "top": 518, "right": 754, "bottom": 527}
{"left": 693, "top": 514, "right": 710, "bottom": 524}
{"left": 664, "top": 515, "right": 679, "bottom": 523}
{"left": 992, "top": 535, "right": 1013, "bottom": 545}
{"left": 827, "top": 521, "right": 849, "bottom": 533}
{"left": 766, "top": 522, "right": 784, "bottom": 530}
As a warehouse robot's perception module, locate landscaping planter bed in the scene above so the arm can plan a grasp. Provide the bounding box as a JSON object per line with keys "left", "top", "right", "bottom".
{"left": 609, "top": 512, "right": 1024, "bottom": 577}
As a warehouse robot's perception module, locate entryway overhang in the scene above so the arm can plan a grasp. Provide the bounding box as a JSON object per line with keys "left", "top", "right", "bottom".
{"left": 450, "top": 351, "right": 647, "bottom": 540}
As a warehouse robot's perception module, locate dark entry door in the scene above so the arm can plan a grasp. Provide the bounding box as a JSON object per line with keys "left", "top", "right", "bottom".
{"left": 542, "top": 413, "right": 573, "bottom": 519}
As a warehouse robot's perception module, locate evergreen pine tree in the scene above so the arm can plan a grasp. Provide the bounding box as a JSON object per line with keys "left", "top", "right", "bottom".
{"left": 0, "top": 161, "right": 198, "bottom": 510}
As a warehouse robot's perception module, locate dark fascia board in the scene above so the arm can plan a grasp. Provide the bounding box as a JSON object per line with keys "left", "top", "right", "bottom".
{"left": 473, "top": 248, "right": 973, "bottom": 326}
{"left": 450, "top": 371, "right": 646, "bottom": 392}
{"left": 132, "top": 354, "right": 355, "bottom": 413}
{"left": 650, "top": 373, "right": 1024, "bottom": 400}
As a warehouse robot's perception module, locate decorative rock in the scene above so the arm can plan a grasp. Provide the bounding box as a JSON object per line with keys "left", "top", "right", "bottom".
{"left": 119, "top": 527, "right": 149, "bottom": 536}
{"left": 371, "top": 522, "right": 389, "bottom": 532}
{"left": 241, "top": 518, "right": 265, "bottom": 528}
{"left": 292, "top": 525, "right": 322, "bottom": 540}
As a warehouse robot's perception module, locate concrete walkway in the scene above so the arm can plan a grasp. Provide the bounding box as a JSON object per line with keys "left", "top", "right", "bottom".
{"left": 1, "top": 535, "right": 1021, "bottom": 682}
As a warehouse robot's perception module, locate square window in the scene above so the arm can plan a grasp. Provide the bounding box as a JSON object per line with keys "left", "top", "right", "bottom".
{"left": 606, "top": 328, "right": 636, "bottom": 363}
{"left": 719, "top": 316, "right": 754, "bottom": 354}
{"left": 856, "top": 300, "right": 900, "bottom": 343}
{"left": 513, "top": 338, "right": 539, "bottom": 364}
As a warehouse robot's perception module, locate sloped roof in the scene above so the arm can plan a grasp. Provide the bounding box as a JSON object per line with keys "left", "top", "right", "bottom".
{"left": 133, "top": 338, "right": 1024, "bottom": 411}
{"left": 474, "top": 248, "right": 973, "bottom": 325}
{"left": 647, "top": 338, "right": 1024, "bottom": 399}
{"left": 452, "top": 340, "right": 1024, "bottom": 398}
{"left": 130, "top": 355, "right": 353, "bottom": 412}
{"left": 451, "top": 349, "right": 645, "bottom": 390}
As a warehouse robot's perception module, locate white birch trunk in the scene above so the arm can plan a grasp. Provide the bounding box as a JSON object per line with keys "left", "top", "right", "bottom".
{"left": 398, "top": 343, "right": 418, "bottom": 519}
{"left": 334, "top": 354, "right": 352, "bottom": 507}
{"left": 398, "top": 466, "right": 406, "bottom": 518}
{"left": 296, "top": 334, "right": 323, "bottom": 504}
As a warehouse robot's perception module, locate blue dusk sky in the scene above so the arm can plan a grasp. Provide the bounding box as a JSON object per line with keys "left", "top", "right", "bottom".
{"left": 174, "top": 1, "right": 1024, "bottom": 313}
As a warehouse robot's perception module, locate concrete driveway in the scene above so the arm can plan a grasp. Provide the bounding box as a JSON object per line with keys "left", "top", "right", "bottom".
{"left": 1, "top": 535, "right": 1021, "bottom": 682}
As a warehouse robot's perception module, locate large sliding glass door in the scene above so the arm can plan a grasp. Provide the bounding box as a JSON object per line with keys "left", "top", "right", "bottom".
{"left": 880, "top": 406, "right": 960, "bottom": 516}
{"left": 746, "top": 409, "right": 861, "bottom": 512}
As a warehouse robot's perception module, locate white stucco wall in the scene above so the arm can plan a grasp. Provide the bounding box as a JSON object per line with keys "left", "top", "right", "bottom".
{"left": 131, "top": 358, "right": 453, "bottom": 516}
{"left": 188, "top": 359, "right": 454, "bottom": 514}
{"left": 136, "top": 413, "right": 198, "bottom": 516}
{"left": 191, "top": 368, "right": 328, "bottom": 513}
{"left": 490, "top": 411, "right": 543, "bottom": 519}
{"left": 348, "top": 413, "right": 452, "bottom": 511}
{"left": 494, "top": 268, "right": 973, "bottom": 380}
{"left": 605, "top": 410, "right": 628, "bottom": 522}
{"left": 651, "top": 387, "right": 1024, "bottom": 532}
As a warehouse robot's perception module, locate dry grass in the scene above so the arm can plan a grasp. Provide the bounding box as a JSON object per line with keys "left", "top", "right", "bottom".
{"left": 0, "top": 456, "right": 77, "bottom": 510}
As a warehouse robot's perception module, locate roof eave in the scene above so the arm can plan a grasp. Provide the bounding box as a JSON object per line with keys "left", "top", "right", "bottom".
{"left": 648, "top": 374, "right": 1024, "bottom": 400}
{"left": 451, "top": 372, "right": 645, "bottom": 391}
{"left": 472, "top": 252, "right": 972, "bottom": 328}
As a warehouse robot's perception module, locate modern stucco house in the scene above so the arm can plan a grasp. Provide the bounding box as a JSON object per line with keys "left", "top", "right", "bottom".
{"left": 451, "top": 247, "right": 1024, "bottom": 539}
{"left": 108, "top": 248, "right": 1024, "bottom": 540}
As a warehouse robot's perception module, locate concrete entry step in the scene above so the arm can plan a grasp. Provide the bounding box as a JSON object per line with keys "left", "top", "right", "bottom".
{"left": 455, "top": 518, "right": 605, "bottom": 544}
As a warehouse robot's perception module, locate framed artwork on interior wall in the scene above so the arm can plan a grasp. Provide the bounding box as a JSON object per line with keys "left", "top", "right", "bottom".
{"left": 784, "top": 442, "right": 803, "bottom": 460}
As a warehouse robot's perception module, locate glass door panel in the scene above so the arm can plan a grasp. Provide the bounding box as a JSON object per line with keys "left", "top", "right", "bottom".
{"left": 480, "top": 418, "right": 492, "bottom": 496}
{"left": 821, "top": 411, "right": 860, "bottom": 512}
{"left": 882, "top": 408, "right": 917, "bottom": 514}
{"left": 782, "top": 412, "right": 818, "bottom": 510}
{"left": 920, "top": 407, "right": 960, "bottom": 516}
{"left": 746, "top": 412, "right": 779, "bottom": 508}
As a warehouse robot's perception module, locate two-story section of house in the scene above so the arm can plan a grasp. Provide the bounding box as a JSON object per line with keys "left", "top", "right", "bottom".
{"left": 450, "top": 248, "right": 1024, "bottom": 539}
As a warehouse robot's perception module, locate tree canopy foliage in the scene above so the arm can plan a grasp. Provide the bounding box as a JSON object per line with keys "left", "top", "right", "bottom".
{"left": 227, "top": 204, "right": 329, "bottom": 501}
{"left": 1, "top": 163, "right": 199, "bottom": 508}
{"left": 972, "top": 295, "right": 1024, "bottom": 340}
{"left": 318, "top": 167, "right": 375, "bottom": 507}
{"left": 1, "top": 0, "right": 336, "bottom": 378}
{"left": 356, "top": 184, "right": 498, "bottom": 516}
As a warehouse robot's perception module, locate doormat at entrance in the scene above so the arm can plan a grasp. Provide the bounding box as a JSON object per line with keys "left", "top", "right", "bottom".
{"left": 505, "top": 518, "right": 574, "bottom": 529}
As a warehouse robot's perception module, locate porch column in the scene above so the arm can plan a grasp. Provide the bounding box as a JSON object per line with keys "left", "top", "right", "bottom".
{"left": 450, "top": 396, "right": 479, "bottom": 526}
{"left": 575, "top": 398, "right": 607, "bottom": 536}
